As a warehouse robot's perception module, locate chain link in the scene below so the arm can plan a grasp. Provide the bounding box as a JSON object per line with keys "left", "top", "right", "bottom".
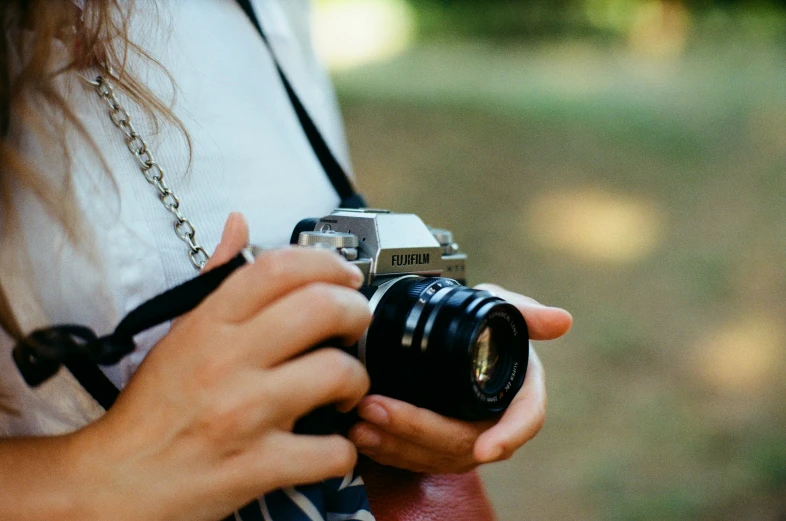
{"left": 85, "top": 74, "right": 209, "bottom": 270}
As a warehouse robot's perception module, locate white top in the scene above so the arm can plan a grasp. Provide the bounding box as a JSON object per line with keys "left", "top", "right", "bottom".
{"left": 0, "top": 0, "right": 352, "bottom": 436}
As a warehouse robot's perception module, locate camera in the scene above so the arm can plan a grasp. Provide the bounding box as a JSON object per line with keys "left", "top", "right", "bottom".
{"left": 291, "top": 209, "right": 529, "bottom": 421}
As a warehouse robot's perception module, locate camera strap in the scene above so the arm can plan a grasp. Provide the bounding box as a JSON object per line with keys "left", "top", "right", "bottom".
{"left": 235, "top": 0, "right": 366, "bottom": 210}
{"left": 13, "top": 249, "right": 375, "bottom": 521}
{"left": 13, "top": 251, "right": 250, "bottom": 405}
{"left": 37, "top": 3, "right": 367, "bottom": 402}
{"left": 14, "top": 6, "right": 375, "bottom": 519}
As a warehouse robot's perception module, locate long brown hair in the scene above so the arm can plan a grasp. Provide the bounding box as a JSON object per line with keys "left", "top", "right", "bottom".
{"left": 0, "top": 0, "right": 185, "bottom": 339}
{"left": 0, "top": 0, "right": 185, "bottom": 410}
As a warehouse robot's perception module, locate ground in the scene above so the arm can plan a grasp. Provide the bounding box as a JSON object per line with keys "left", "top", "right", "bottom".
{"left": 333, "top": 35, "right": 786, "bottom": 520}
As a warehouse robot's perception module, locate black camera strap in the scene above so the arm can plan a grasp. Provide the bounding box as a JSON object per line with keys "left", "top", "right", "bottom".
{"left": 12, "top": 2, "right": 369, "bottom": 402}
{"left": 13, "top": 250, "right": 373, "bottom": 521}
{"left": 13, "top": 7, "right": 376, "bottom": 519}
{"left": 13, "top": 252, "right": 250, "bottom": 407}
{"left": 235, "top": 0, "right": 366, "bottom": 210}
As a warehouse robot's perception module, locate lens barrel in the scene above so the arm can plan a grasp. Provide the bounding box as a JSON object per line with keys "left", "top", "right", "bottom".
{"left": 359, "top": 277, "right": 529, "bottom": 420}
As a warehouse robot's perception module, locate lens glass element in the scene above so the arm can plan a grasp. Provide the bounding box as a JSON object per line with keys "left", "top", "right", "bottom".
{"left": 472, "top": 324, "right": 501, "bottom": 391}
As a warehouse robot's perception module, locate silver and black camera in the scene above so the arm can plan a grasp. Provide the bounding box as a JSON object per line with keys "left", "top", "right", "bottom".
{"left": 291, "top": 209, "right": 529, "bottom": 421}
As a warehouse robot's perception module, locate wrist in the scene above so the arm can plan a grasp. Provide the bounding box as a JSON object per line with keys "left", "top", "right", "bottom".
{"left": 0, "top": 432, "right": 106, "bottom": 520}
{"left": 63, "top": 419, "right": 153, "bottom": 521}
{"left": 61, "top": 426, "right": 113, "bottom": 520}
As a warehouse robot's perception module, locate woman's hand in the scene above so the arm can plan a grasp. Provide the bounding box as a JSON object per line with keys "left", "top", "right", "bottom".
{"left": 66, "top": 214, "right": 373, "bottom": 521}
{"left": 348, "top": 284, "right": 572, "bottom": 474}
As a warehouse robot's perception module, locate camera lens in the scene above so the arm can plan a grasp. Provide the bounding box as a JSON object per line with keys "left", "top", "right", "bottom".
{"left": 472, "top": 324, "right": 501, "bottom": 391}
{"left": 359, "top": 277, "right": 529, "bottom": 420}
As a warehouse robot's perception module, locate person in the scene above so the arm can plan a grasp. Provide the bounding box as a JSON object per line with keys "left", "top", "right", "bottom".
{"left": 0, "top": 1, "right": 572, "bottom": 520}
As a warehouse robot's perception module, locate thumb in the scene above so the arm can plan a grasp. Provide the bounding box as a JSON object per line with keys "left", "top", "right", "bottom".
{"left": 170, "top": 213, "right": 249, "bottom": 331}
{"left": 202, "top": 212, "right": 250, "bottom": 273}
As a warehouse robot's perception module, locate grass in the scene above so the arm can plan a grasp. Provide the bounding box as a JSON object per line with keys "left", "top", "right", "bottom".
{"left": 334, "top": 29, "right": 786, "bottom": 520}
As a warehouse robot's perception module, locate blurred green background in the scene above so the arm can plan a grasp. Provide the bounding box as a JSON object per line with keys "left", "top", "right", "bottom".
{"left": 313, "top": 1, "right": 786, "bottom": 519}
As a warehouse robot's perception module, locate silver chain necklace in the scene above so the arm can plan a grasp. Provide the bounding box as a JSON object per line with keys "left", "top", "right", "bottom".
{"left": 83, "top": 74, "right": 209, "bottom": 270}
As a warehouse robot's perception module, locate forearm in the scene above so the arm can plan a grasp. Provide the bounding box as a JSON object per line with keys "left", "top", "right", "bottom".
{"left": 0, "top": 246, "right": 372, "bottom": 521}
{"left": 0, "top": 433, "right": 97, "bottom": 520}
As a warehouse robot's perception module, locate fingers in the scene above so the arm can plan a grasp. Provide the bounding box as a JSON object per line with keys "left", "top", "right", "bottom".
{"left": 235, "top": 432, "right": 358, "bottom": 494}
{"left": 353, "top": 395, "right": 487, "bottom": 456}
{"left": 240, "top": 282, "right": 371, "bottom": 367}
{"left": 350, "top": 423, "right": 477, "bottom": 474}
{"left": 475, "top": 283, "right": 573, "bottom": 340}
{"left": 347, "top": 348, "right": 547, "bottom": 473}
{"left": 170, "top": 213, "right": 250, "bottom": 330}
{"left": 348, "top": 395, "right": 491, "bottom": 473}
{"left": 264, "top": 348, "right": 370, "bottom": 422}
{"left": 203, "top": 212, "right": 250, "bottom": 273}
{"left": 473, "top": 348, "right": 546, "bottom": 462}
{"left": 264, "top": 433, "right": 358, "bottom": 487}
{"left": 206, "top": 248, "right": 366, "bottom": 323}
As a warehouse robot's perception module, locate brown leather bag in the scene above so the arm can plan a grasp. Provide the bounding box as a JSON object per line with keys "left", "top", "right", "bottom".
{"left": 361, "top": 461, "right": 497, "bottom": 521}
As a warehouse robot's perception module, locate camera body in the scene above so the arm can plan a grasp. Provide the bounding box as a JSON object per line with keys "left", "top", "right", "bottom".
{"left": 292, "top": 209, "right": 529, "bottom": 421}
{"left": 291, "top": 208, "right": 467, "bottom": 286}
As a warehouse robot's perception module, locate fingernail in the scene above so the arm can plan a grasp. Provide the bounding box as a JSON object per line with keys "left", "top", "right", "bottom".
{"left": 347, "top": 264, "right": 365, "bottom": 288}
{"left": 354, "top": 428, "right": 382, "bottom": 450}
{"left": 221, "top": 212, "right": 240, "bottom": 241}
{"left": 359, "top": 403, "right": 389, "bottom": 426}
